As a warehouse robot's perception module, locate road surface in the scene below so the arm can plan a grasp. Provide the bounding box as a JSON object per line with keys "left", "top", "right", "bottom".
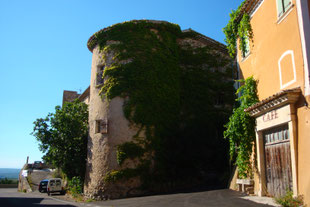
{"left": 0, "top": 188, "right": 81, "bottom": 207}
{"left": 0, "top": 188, "right": 279, "bottom": 207}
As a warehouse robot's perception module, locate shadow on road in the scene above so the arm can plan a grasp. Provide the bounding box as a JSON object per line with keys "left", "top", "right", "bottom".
{"left": 0, "top": 197, "right": 76, "bottom": 207}
{"left": 96, "top": 189, "right": 278, "bottom": 207}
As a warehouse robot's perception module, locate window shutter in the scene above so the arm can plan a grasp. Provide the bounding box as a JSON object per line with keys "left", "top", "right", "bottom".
{"left": 283, "top": 0, "right": 291, "bottom": 10}
{"left": 277, "top": 0, "right": 284, "bottom": 17}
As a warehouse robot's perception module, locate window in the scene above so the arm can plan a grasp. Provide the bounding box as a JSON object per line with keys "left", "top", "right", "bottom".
{"left": 95, "top": 119, "right": 108, "bottom": 134}
{"left": 96, "top": 65, "right": 105, "bottom": 85}
{"left": 50, "top": 180, "right": 55, "bottom": 186}
{"left": 277, "top": 0, "right": 292, "bottom": 18}
{"left": 215, "top": 93, "right": 224, "bottom": 106}
{"left": 56, "top": 180, "right": 61, "bottom": 186}
{"left": 263, "top": 124, "right": 289, "bottom": 144}
{"left": 242, "top": 36, "right": 250, "bottom": 58}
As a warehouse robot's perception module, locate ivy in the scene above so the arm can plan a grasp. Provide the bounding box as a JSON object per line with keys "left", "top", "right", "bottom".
{"left": 223, "top": 1, "right": 253, "bottom": 57}
{"left": 116, "top": 142, "right": 145, "bottom": 165}
{"left": 90, "top": 20, "right": 235, "bottom": 188}
{"left": 224, "top": 76, "right": 259, "bottom": 178}
{"left": 104, "top": 169, "right": 138, "bottom": 183}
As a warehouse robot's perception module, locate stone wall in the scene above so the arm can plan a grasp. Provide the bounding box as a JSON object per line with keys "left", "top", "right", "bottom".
{"left": 18, "top": 165, "right": 32, "bottom": 193}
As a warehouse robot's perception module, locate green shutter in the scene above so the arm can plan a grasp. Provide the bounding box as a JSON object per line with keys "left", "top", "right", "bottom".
{"left": 283, "top": 0, "right": 291, "bottom": 10}
{"left": 277, "top": 0, "right": 284, "bottom": 17}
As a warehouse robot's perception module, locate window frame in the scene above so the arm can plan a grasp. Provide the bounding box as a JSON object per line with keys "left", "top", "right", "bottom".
{"left": 96, "top": 65, "right": 105, "bottom": 86}
{"left": 276, "top": 0, "right": 293, "bottom": 22}
{"left": 240, "top": 35, "right": 251, "bottom": 61}
{"left": 95, "top": 119, "right": 108, "bottom": 134}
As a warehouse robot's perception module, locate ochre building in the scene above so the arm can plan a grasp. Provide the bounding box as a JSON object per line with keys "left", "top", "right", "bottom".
{"left": 231, "top": 0, "right": 310, "bottom": 204}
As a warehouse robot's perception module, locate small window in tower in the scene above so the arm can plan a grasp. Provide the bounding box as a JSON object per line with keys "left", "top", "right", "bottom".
{"left": 215, "top": 93, "right": 224, "bottom": 106}
{"left": 96, "top": 65, "right": 105, "bottom": 86}
{"left": 95, "top": 119, "right": 108, "bottom": 134}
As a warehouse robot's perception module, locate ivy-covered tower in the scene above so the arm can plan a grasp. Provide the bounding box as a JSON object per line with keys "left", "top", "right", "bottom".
{"left": 84, "top": 20, "right": 235, "bottom": 200}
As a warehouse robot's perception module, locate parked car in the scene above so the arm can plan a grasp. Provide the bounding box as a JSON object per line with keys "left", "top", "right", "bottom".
{"left": 47, "top": 178, "right": 65, "bottom": 196}
{"left": 33, "top": 161, "right": 43, "bottom": 169}
{"left": 39, "top": 179, "right": 49, "bottom": 193}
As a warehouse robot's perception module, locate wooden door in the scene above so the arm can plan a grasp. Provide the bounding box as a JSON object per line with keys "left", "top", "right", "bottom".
{"left": 264, "top": 124, "right": 292, "bottom": 197}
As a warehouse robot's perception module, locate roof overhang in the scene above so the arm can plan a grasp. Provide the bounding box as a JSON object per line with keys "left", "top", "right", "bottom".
{"left": 245, "top": 87, "right": 301, "bottom": 117}
{"left": 236, "top": 0, "right": 264, "bottom": 22}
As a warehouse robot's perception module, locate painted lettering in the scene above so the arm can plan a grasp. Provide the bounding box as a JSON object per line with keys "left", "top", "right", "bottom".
{"left": 263, "top": 110, "right": 278, "bottom": 122}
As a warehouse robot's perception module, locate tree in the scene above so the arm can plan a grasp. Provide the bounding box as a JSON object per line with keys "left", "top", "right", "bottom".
{"left": 32, "top": 99, "right": 88, "bottom": 179}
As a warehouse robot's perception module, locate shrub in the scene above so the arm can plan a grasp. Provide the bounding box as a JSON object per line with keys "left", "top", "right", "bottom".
{"left": 0, "top": 178, "right": 18, "bottom": 184}
{"left": 275, "top": 191, "right": 305, "bottom": 207}
{"left": 52, "top": 168, "right": 64, "bottom": 179}
{"left": 68, "top": 176, "right": 83, "bottom": 197}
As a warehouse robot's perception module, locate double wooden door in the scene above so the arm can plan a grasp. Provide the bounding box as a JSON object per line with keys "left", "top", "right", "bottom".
{"left": 264, "top": 124, "right": 292, "bottom": 197}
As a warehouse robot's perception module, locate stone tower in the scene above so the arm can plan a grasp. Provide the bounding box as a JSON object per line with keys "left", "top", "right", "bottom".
{"left": 84, "top": 29, "right": 141, "bottom": 200}
{"left": 84, "top": 20, "right": 233, "bottom": 200}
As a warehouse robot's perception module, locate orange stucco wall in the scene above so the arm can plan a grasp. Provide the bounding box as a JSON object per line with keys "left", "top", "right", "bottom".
{"left": 238, "top": 0, "right": 304, "bottom": 100}
{"left": 297, "top": 104, "right": 310, "bottom": 206}
{"left": 236, "top": 0, "right": 310, "bottom": 204}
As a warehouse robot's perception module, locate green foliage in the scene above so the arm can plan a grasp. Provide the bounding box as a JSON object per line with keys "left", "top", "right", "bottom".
{"left": 32, "top": 99, "right": 88, "bottom": 179}
{"left": 104, "top": 162, "right": 150, "bottom": 184}
{"left": 104, "top": 168, "right": 139, "bottom": 183}
{"left": 68, "top": 176, "right": 83, "bottom": 197}
{"left": 275, "top": 191, "right": 305, "bottom": 207}
{"left": 117, "top": 142, "right": 145, "bottom": 165}
{"left": 0, "top": 178, "right": 18, "bottom": 184}
{"left": 85, "top": 198, "right": 95, "bottom": 203}
{"left": 223, "top": 0, "right": 253, "bottom": 57}
{"left": 52, "top": 168, "right": 64, "bottom": 179}
{"left": 224, "top": 76, "right": 258, "bottom": 178}
{"left": 238, "top": 14, "right": 253, "bottom": 57}
{"left": 94, "top": 20, "right": 235, "bottom": 188}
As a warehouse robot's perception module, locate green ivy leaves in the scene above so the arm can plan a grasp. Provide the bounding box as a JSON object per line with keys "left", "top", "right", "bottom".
{"left": 223, "top": 1, "right": 253, "bottom": 58}
{"left": 224, "top": 77, "right": 258, "bottom": 178}
{"left": 96, "top": 21, "right": 235, "bottom": 187}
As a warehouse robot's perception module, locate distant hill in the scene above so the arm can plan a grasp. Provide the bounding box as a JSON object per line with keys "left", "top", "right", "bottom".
{"left": 0, "top": 168, "right": 20, "bottom": 179}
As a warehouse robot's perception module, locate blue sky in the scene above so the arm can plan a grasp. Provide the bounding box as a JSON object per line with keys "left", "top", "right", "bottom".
{"left": 0, "top": 0, "right": 243, "bottom": 168}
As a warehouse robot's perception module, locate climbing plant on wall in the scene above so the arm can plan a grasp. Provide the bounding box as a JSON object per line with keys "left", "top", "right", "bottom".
{"left": 224, "top": 76, "right": 258, "bottom": 178}
{"left": 223, "top": 0, "right": 253, "bottom": 58}
{"left": 88, "top": 21, "right": 235, "bottom": 189}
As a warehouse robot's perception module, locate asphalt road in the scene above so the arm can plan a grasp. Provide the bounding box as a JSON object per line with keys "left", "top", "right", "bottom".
{"left": 94, "top": 189, "right": 279, "bottom": 207}
{"left": 0, "top": 188, "right": 81, "bottom": 207}
{"left": 0, "top": 188, "right": 279, "bottom": 207}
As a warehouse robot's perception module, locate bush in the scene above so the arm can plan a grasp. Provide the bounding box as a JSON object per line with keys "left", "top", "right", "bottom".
{"left": 52, "top": 168, "right": 64, "bottom": 179}
{"left": 68, "top": 176, "right": 83, "bottom": 197}
{"left": 0, "top": 178, "right": 18, "bottom": 184}
{"left": 275, "top": 191, "right": 305, "bottom": 207}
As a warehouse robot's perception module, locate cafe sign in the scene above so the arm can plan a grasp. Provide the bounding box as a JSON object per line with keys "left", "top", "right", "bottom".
{"left": 256, "top": 105, "right": 291, "bottom": 131}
